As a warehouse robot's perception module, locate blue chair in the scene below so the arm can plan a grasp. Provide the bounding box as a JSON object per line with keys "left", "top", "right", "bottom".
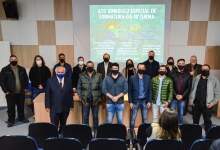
{"left": 144, "top": 139, "right": 183, "bottom": 150}
{"left": 179, "top": 124, "right": 202, "bottom": 149}
{"left": 96, "top": 124, "right": 127, "bottom": 140}
{"left": 28, "top": 123, "right": 58, "bottom": 147}
{"left": 190, "top": 139, "right": 213, "bottom": 150}
{"left": 89, "top": 138, "right": 127, "bottom": 150}
{"left": 63, "top": 124, "right": 92, "bottom": 148}
{"left": 206, "top": 126, "right": 220, "bottom": 140}
{"left": 0, "top": 135, "right": 38, "bottom": 150}
{"left": 44, "top": 137, "right": 82, "bottom": 150}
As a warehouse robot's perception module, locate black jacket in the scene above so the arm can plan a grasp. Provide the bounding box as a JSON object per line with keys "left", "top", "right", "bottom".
{"left": 170, "top": 70, "right": 191, "bottom": 100}
{"left": 29, "top": 66, "right": 51, "bottom": 88}
{"left": 97, "top": 61, "right": 112, "bottom": 79}
{"left": 45, "top": 76, "right": 73, "bottom": 113}
{"left": 143, "top": 59, "right": 160, "bottom": 78}
{"left": 0, "top": 65, "right": 29, "bottom": 93}
{"left": 185, "top": 63, "right": 202, "bottom": 77}
{"left": 72, "top": 64, "right": 86, "bottom": 88}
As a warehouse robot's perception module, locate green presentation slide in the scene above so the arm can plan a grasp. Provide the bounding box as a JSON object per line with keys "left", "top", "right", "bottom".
{"left": 90, "top": 4, "right": 165, "bottom": 63}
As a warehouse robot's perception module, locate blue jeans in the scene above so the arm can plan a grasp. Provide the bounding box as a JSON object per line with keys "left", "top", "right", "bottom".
{"left": 31, "top": 87, "right": 44, "bottom": 100}
{"left": 82, "top": 103, "right": 99, "bottom": 129}
{"left": 130, "top": 102, "right": 147, "bottom": 129}
{"left": 106, "top": 103, "right": 124, "bottom": 124}
{"left": 171, "top": 99, "right": 185, "bottom": 124}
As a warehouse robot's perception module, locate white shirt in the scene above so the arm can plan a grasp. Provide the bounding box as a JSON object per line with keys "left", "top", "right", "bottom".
{"left": 57, "top": 77, "right": 64, "bottom": 88}
{"left": 104, "top": 62, "right": 109, "bottom": 76}
{"left": 156, "top": 76, "right": 165, "bottom": 105}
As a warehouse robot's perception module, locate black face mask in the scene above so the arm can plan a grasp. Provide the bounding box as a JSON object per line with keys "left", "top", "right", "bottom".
{"left": 112, "top": 70, "right": 119, "bottom": 75}
{"left": 168, "top": 62, "right": 174, "bottom": 65}
{"left": 159, "top": 71, "right": 166, "bottom": 76}
{"left": 201, "top": 70, "right": 209, "bottom": 77}
{"left": 87, "top": 67, "right": 94, "bottom": 73}
{"left": 104, "top": 58, "right": 109, "bottom": 62}
{"left": 138, "top": 69, "right": 145, "bottom": 74}
{"left": 178, "top": 65, "right": 184, "bottom": 71}
{"left": 10, "top": 61, "right": 17, "bottom": 66}
{"left": 59, "top": 58, "right": 65, "bottom": 63}
{"left": 149, "top": 56, "right": 154, "bottom": 60}
{"left": 127, "top": 64, "right": 133, "bottom": 68}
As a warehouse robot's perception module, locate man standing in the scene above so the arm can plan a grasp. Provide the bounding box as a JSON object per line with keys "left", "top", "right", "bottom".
{"left": 185, "top": 55, "right": 202, "bottom": 78}
{"left": 190, "top": 64, "right": 220, "bottom": 132}
{"left": 0, "top": 55, "right": 29, "bottom": 127}
{"left": 143, "top": 50, "right": 160, "bottom": 78}
{"left": 97, "top": 53, "right": 112, "bottom": 79}
{"left": 102, "top": 63, "right": 128, "bottom": 124}
{"left": 72, "top": 56, "right": 86, "bottom": 93}
{"left": 45, "top": 66, "right": 73, "bottom": 132}
{"left": 170, "top": 59, "right": 191, "bottom": 124}
{"left": 77, "top": 61, "right": 102, "bottom": 131}
{"left": 151, "top": 65, "right": 173, "bottom": 122}
{"left": 128, "top": 63, "right": 151, "bottom": 129}
{"left": 53, "top": 53, "right": 72, "bottom": 78}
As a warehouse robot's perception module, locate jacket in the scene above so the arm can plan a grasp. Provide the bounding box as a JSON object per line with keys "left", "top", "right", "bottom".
{"left": 0, "top": 64, "right": 28, "bottom": 93}
{"left": 189, "top": 74, "right": 220, "bottom": 105}
{"left": 45, "top": 75, "right": 73, "bottom": 113}
{"left": 97, "top": 61, "right": 112, "bottom": 79}
{"left": 29, "top": 66, "right": 51, "bottom": 88}
{"left": 128, "top": 74, "right": 151, "bottom": 103}
{"left": 77, "top": 71, "right": 102, "bottom": 105}
{"left": 170, "top": 70, "right": 191, "bottom": 100}
{"left": 151, "top": 75, "right": 173, "bottom": 104}
{"left": 72, "top": 64, "right": 86, "bottom": 88}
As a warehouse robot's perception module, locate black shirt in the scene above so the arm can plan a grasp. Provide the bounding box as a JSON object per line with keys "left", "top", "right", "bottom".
{"left": 195, "top": 77, "right": 208, "bottom": 107}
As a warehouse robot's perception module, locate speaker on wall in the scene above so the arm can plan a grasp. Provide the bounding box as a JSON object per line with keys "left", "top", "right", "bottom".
{"left": 2, "top": 0, "right": 19, "bottom": 19}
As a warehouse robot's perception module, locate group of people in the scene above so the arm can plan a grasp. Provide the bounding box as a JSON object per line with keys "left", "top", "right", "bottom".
{"left": 0, "top": 51, "right": 220, "bottom": 136}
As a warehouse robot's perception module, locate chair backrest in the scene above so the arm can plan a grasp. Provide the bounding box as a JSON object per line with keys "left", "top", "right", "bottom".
{"left": 44, "top": 137, "right": 82, "bottom": 150}
{"left": 28, "top": 123, "right": 58, "bottom": 147}
{"left": 137, "top": 123, "right": 152, "bottom": 147}
{"left": 179, "top": 124, "right": 202, "bottom": 149}
{"left": 144, "top": 139, "right": 183, "bottom": 150}
{"left": 190, "top": 139, "right": 213, "bottom": 150}
{"left": 0, "top": 135, "right": 38, "bottom": 150}
{"left": 96, "top": 124, "right": 127, "bottom": 140}
{"left": 63, "top": 124, "right": 92, "bottom": 148}
{"left": 89, "top": 138, "right": 127, "bottom": 150}
{"left": 206, "top": 126, "right": 220, "bottom": 140}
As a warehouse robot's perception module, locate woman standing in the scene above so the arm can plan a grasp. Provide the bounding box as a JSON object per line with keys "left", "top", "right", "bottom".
{"left": 122, "top": 59, "right": 136, "bottom": 80}
{"left": 29, "top": 55, "right": 51, "bottom": 100}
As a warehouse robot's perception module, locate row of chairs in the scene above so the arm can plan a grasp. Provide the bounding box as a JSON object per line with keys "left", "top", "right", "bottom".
{"left": 0, "top": 135, "right": 215, "bottom": 150}
{"left": 0, "top": 136, "right": 127, "bottom": 150}
{"left": 1, "top": 123, "right": 220, "bottom": 150}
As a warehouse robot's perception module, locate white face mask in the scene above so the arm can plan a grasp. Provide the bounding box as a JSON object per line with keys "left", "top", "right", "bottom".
{"left": 36, "top": 60, "right": 42, "bottom": 66}
{"left": 78, "top": 60, "right": 84, "bottom": 66}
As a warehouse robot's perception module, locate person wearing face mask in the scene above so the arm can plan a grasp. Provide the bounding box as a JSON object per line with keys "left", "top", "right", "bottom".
{"left": 72, "top": 56, "right": 86, "bottom": 92}
{"left": 151, "top": 65, "right": 173, "bottom": 122}
{"left": 185, "top": 55, "right": 202, "bottom": 78}
{"left": 29, "top": 55, "right": 51, "bottom": 100}
{"left": 53, "top": 53, "right": 72, "bottom": 79}
{"left": 170, "top": 59, "right": 191, "bottom": 124}
{"left": 97, "top": 53, "right": 112, "bottom": 79}
{"left": 102, "top": 63, "right": 128, "bottom": 124}
{"left": 166, "top": 57, "right": 177, "bottom": 77}
{"left": 143, "top": 50, "right": 160, "bottom": 78}
{"left": 128, "top": 63, "right": 151, "bottom": 131}
{"left": 0, "top": 55, "right": 29, "bottom": 127}
{"left": 122, "top": 59, "right": 136, "bottom": 80}
{"left": 189, "top": 64, "right": 220, "bottom": 132}
{"left": 77, "top": 61, "right": 102, "bottom": 131}
{"left": 45, "top": 66, "right": 73, "bottom": 133}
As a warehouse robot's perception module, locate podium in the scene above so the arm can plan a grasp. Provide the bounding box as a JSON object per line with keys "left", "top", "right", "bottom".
{"left": 33, "top": 93, "right": 153, "bottom": 127}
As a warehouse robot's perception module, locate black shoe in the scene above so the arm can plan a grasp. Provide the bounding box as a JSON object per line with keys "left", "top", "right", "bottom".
{"left": 7, "top": 122, "right": 15, "bottom": 127}
{"left": 17, "top": 118, "right": 29, "bottom": 123}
